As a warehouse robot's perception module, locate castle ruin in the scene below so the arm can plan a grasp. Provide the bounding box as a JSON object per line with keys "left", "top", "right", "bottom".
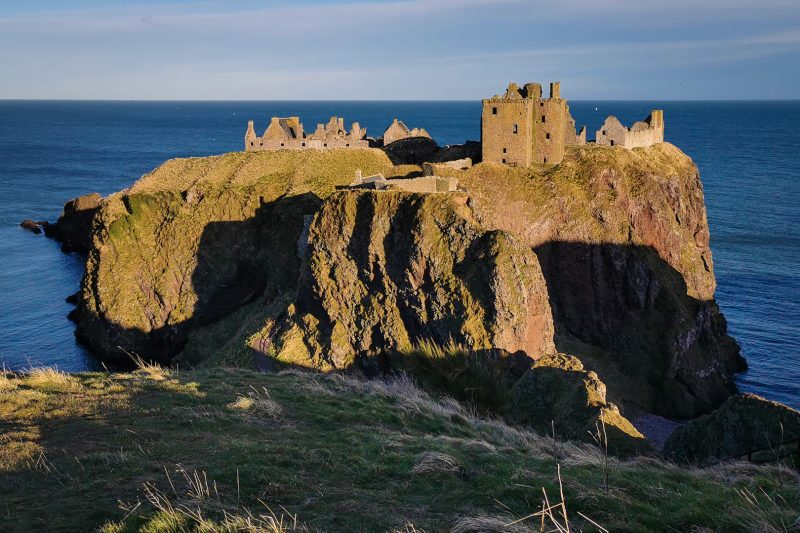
{"left": 481, "top": 81, "right": 587, "bottom": 166}
{"left": 243, "top": 82, "right": 665, "bottom": 166}
{"left": 595, "top": 110, "right": 664, "bottom": 149}
{"left": 382, "top": 119, "right": 431, "bottom": 145}
{"left": 245, "top": 116, "right": 368, "bottom": 151}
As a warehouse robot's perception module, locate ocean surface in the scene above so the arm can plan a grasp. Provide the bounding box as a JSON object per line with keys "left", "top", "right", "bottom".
{"left": 0, "top": 100, "right": 798, "bottom": 408}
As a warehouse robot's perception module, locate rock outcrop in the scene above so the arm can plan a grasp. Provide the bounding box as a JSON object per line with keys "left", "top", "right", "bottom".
{"left": 44, "top": 193, "right": 102, "bottom": 253}
{"left": 260, "top": 190, "right": 554, "bottom": 370}
{"left": 73, "top": 150, "right": 395, "bottom": 362}
{"left": 444, "top": 143, "right": 744, "bottom": 417}
{"left": 664, "top": 393, "right": 800, "bottom": 464}
{"left": 70, "top": 143, "right": 742, "bottom": 420}
{"left": 382, "top": 137, "right": 482, "bottom": 166}
{"left": 19, "top": 219, "right": 43, "bottom": 234}
{"left": 510, "top": 353, "right": 646, "bottom": 453}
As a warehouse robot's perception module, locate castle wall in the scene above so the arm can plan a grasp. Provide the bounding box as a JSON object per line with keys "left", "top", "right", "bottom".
{"left": 383, "top": 119, "right": 431, "bottom": 146}
{"left": 595, "top": 111, "right": 664, "bottom": 149}
{"left": 480, "top": 81, "right": 586, "bottom": 167}
{"left": 245, "top": 115, "right": 368, "bottom": 152}
{"left": 533, "top": 99, "right": 567, "bottom": 165}
{"left": 595, "top": 116, "right": 628, "bottom": 147}
{"left": 481, "top": 98, "right": 533, "bottom": 166}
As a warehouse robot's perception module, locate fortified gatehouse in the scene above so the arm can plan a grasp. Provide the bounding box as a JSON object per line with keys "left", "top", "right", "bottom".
{"left": 245, "top": 116, "right": 368, "bottom": 151}
{"left": 481, "top": 81, "right": 587, "bottom": 166}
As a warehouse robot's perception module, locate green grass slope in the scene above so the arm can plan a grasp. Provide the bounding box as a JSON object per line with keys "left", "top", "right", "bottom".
{"left": 1, "top": 367, "right": 797, "bottom": 532}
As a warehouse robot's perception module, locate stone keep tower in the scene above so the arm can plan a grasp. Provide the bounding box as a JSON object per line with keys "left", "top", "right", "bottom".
{"left": 481, "top": 81, "right": 585, "bottom": 166}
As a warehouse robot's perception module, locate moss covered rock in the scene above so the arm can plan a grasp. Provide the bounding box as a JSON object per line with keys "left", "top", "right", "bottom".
{"left": 261, "top": 190, "right": 555, "bottom": 370}
{"left": 664, "top": 393, "right": 800, "bottom": 464}
{"left": 75, "top": 149, "right": 395, "bottom": 362}
{"left": 509, "top": 353, "right": 646, "bottom": 453}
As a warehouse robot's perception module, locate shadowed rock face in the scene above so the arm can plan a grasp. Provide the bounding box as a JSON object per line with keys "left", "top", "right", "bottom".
{"left": 262, "top": 190, "right": 555, "bottom": 371}
{"left": 510, "top": 353, "right": 647, "bottom": 454}
{"left": 72, "top": 150, "right": 396, "bottom": 363}
{"left": 44, "top": 193, "right": 102, "bottom": 253}
{"left": 664, "top": 394, "right": 800, "bottom": 464}
{"left": 449, "top": 143, "right": 744, "bottom": 418}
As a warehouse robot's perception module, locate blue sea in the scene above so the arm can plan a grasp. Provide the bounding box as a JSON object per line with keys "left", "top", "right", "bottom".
{"left": 0, "top": 101, "right": 798, "bottom": 408}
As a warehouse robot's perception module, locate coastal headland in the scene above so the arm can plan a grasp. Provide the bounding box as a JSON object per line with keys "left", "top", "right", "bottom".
{"left": 6, "top": 82, "right": 800, "bottom": 531}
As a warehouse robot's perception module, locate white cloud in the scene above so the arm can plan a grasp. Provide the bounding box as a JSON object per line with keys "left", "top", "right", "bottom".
{"left": 0, "top": 0, "right": 797, "bottom": 99}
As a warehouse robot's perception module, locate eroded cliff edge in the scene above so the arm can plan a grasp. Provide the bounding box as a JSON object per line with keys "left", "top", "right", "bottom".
{"left": 68, "top": 143, "right": 744, "bottom": 418}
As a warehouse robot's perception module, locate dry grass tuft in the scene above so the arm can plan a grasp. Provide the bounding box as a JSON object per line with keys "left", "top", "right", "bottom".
{"left": 450, "top": 515, "right": 530, "bottom": 533}
{"left": 227, "top": 386, "right": 282, "bottom": 419}
{"left": 128, "top": 351, "right": 171, "bottom": 381}
{"left": 733, "top": 487, "right": 800, "bottom": 533}
{"left": 411, "top": 451, "right": 463, "bottom": 477}
{"left": 0, "top": 371, "right": 18, "bottom": 392}
{"left": 123, "top": 466, "right": 307, "bottom": 532}
{"left": 25, "top": 367, "right": 82, "bottom": 393}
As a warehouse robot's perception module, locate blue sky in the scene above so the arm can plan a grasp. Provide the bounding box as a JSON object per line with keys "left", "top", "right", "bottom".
{"left": 0, "top": 0, "right": 798, "bottom": 100}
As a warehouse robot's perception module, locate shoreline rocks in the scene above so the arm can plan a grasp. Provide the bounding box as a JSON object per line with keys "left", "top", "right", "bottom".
{"left": 664, "top": 393, "right": 800, "bottom": 464}
{"left": 19, "top": 219, "right": 44, "bottom": 234}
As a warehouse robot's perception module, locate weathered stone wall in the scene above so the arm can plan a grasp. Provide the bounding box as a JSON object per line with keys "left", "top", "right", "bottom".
{"left": 533, "top": 98, "right": 567, "bottom": 165}
{"left": 481, "top": 81, "right": 585, "bottom": 167}
{"left": 245, "top": 116, "right": 368, "bottom": 152}
{"left": 481, "top": 98, "right": 534, "bottom": 166}
{"left": 383, "top": 119, "right": 430, "bottom": 146}
{"left": 596, "top": 111, "right": 664, "bottom": 149}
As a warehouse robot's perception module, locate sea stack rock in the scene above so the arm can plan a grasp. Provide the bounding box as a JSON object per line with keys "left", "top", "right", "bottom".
{"left": 19, "top": 219, "right": 43, "bottom": 234}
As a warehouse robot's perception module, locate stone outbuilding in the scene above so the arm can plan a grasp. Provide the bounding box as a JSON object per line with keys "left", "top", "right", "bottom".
{"left": 382, "top": 119, "right": 431, "bottom": 146}
{"left": 348, "top": 170, "right": 459, "bottom": 193}
{"left": 595, "top": 110, "right": 664, "bottom": 149}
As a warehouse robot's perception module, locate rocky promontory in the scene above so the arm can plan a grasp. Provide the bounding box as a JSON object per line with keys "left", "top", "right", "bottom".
{"left": 63, "top": 143, "right": 744, "bottom": 426}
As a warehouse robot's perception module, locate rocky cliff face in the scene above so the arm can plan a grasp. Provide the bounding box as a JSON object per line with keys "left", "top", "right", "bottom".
{"left": 436, "top": 143, "right": 744, "bottom": 417}
{"left": 72, "top": 149, "right": 395, "bottom": 362}
{"left": 260, "top": 190, "right": 554, "bottom": 371}
{"left": 70, "top": 143, "right": 742, "bottom": 419}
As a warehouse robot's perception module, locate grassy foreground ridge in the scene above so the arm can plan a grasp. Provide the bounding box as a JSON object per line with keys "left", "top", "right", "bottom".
{"left": 1, "top": 366, "right": 798, "bottom": 532}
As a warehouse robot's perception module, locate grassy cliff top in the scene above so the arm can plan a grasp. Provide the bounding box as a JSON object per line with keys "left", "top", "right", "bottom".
{"left": 1, "top": 366, "right": 797, "bottom": 532}
{"left": 126, "top": 149, "right": 395, "bottom": 196}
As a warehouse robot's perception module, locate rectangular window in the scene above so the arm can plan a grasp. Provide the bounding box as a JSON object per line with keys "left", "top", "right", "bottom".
{"left": 544, "top": 157, "right": 548, "bottom": 163}
{"left": 541, "top": 116, "right": 546, "bottom": 123}
{"left": 513, "top": 124, "right": 518, "bottom": 134}
{"left": 492, "top": 107, "right": 497, "bottom": 115}
{"left": 546, "top": 133, "right": 550, "bottom": 140}
{"left": 502, "top": 158, "right": 506, "bottom": 164}
{"left": 502, "top": 148, "right": 507, "bottom": 154}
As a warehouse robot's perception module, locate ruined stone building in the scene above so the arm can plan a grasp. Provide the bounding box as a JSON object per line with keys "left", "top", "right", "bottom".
{"left": 382, "top": 119, "right": 431, "bottom": 145}
{"left": 595, "top": 110, "right": 664, "bottom": 149}
{"left": 348, "top": 169, "right": 459, "bottom": 193}
{"left": 245, "top": 116, "right": 368, "bottom": 151}
{"left": 481, "top": 81, "right": 587, "bottom": 166}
